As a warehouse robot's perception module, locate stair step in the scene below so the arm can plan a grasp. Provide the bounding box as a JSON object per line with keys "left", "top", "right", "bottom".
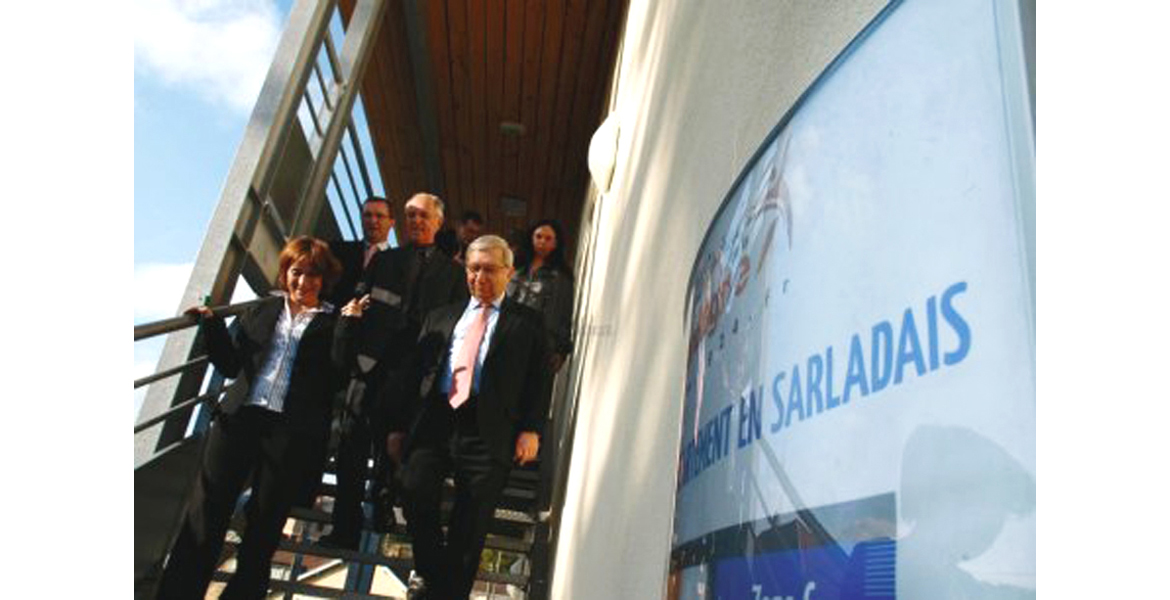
{"left": 287, "top": 504, "right": 536, "bottom": 527}
{"left": 277, "top": 538, "right": 403, "bottom": 567}
{"left": 210, "top": 570, "right": 394, "bottom": 598}
{"left": 315, "top": 474, "right": 542, "bottom": 498}
{"left": 224, "top": 537, "right": 534, "bottom": 580}
{"left": 214, "top": 544, "right": 531, "bottom": 591}
{"left": 313, "top": 481, "right": 537, "bottom": 502}
{"left": 280, "top": 508, "right": 534, "bottom": 553}
{"left": 320, "top": 463, "right": 542, "bottom": 484}
{"left": 378, "top": 531, "right": 532, "bottom": 554}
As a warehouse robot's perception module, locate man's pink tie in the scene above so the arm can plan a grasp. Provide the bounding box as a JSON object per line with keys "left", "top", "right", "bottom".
{"left": 449, "top": 304, "right": 490, "bottom": 409}
{"left": 363, "top": 244, "right": 379, "bottom": 268}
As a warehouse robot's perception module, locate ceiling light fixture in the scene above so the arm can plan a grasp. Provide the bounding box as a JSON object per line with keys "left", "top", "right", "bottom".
{"left": 500, "top": 121, "right": 526, "bottom": 137}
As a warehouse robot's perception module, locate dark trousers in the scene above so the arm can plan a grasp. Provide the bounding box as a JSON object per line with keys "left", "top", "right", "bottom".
{"left": 400, "top": 399, "right": 511, "bottom": 600}
{"left": 157, "top": 406, "right": 317, "bottom": 600}
{"left": 330, "top": 379, "right": 392, "bottom": 542}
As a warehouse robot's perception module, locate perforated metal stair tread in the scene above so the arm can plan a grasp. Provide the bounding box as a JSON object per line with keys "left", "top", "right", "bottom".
{"left": 287, "top": 505, "right": 536, "bottom": 525}
{"left": 210, "top": 571, "right": 395, "bottom": 598}
{"left": 313, "top": 479, "right": 538, "bottom": 499}
{"left": 221, "top": 538, "right": 532, "bottom": 583}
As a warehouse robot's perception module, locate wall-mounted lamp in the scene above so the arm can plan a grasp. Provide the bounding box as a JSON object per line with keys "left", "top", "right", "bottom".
{"left": 588, "top": 112, "right": 620, "bottom": 194}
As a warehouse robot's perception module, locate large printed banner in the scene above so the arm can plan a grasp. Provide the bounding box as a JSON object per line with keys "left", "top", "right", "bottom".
{"left": 668, "top": 1, "right": 1035, "bottom": 598}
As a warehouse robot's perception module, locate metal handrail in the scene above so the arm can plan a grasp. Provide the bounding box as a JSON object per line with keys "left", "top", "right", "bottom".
{"left": 133, "top": 382, "right": 238, "bottom": 434}
{"left": 134, "top": 297, "right": 270, "bottom": 342}
{"left": 135, "top": 356, "right": 209, "bottom": 389}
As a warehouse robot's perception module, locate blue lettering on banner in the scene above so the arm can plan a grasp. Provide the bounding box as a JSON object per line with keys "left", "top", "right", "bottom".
{"left": 926, "top": 295, "right": 940, "bottom": 371}
{"left": 679, "top": 404, "right": 735, "bottom": 487}
{"left": 738, "top": 386, "right": 764, "bottom": 449}
{"left": 843, "top": 334, "right": 868, "bottom": 403}
{"left": 806, "top": 354, "right": 825, "bottom": 416}
{"left": 825, "top": 346, "right": 842, "bottom": 410}
{"left": 678, "top": 281, "right": 973, "bottom": 489}
{"left": 870, "top": 321, "right": 894, "bottom": 393}
{"left": 786, "top": 365, "right": 805, "bottom": 426}
{"left": 941, "top": 281, "right": 970, "bottom": 365}
{"left": 894, "top": 308, "right": 926, "bottom": 385}
{"left": 770, "top": 372, "right": 787, "bottom": 433}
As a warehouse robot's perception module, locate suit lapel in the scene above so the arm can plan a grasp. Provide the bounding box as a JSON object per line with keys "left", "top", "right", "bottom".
{"left": 482, "top": 299, "right": 517, "bottom": 367}
{"left": 247, "top": 296, "right": 284, "bottom": 347}
{"left": 439, "top": 302, "right": 464, "bottom": 344}
{"left": 300, "top": 305, "right": 334, "bottom": 345}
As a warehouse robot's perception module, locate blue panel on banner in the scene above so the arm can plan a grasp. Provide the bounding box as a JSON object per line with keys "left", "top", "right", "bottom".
{"left": 714, "top": 540, "right": 895, "bottom": 600}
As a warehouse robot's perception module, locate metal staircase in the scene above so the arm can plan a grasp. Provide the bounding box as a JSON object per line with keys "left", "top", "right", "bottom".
{"left": 135, "top": 372, "right": 555, "bottom": 598}
{"left": 133, "top": 2, "right": 574, "bottom": 597}
{"left": 204, "top": 463, "right": 549, "bottom": 598}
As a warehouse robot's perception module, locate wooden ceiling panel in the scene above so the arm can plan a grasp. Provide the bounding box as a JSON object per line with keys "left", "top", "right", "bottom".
{"left": 426, "top": 1, "right": 462, "bottom": 208}
{"left": 558, "top": 0, "right": 625, "bottom": 231}
{"left": 550, "top": 0, "right": 606, "bottom": 231}
{"left": 500, "top": 0, "right": 525, "bottom": 200}
{"left": 484, "top": 0, "right": 506, "bottom": 232}
{"left": 352, "top": 0, "right": 627, "bottom": 254}
{"left": 526, "top": 0, "right": 565, "bottom": 233}
{"left": 386, "top": 8, "right": 428, "bottom": 199}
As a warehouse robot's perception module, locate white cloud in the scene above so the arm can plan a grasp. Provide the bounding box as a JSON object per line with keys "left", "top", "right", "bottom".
{"left": 135, "top": 261, "right": 194, "bottom": 323}
{"left": 133, "top": 259, "right": 265, "bottom": 420}
{"left": 133, "top": 264, "right": 192, "bottom": 422}
{"left": 135, "top": 0, "right": 283, "bottom": 112}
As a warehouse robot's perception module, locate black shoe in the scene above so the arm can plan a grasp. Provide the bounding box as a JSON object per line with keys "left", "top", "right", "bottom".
{"left": 372, "top": 491, "right": 398, "bottom": 533}
{"left": 317, "top": 531, "right": 359, "bottom": 551}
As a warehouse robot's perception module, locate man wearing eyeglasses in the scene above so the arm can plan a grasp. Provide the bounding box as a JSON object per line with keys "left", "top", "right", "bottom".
{"left": 390, "top": 234, "right": 549, "bottom": 600}
{"left": 326, "top": 196, "right": 395, "bottom": 307}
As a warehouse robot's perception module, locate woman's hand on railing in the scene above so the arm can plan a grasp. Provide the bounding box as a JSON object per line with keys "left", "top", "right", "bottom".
{"left": 184, "top": 305, "right": 215, "bottom": 319}
{"left": 341, "top": 294, "right": 371, "bottom": 318}
{"left": 137, "top": 297, "right": 269, "bottom": 342}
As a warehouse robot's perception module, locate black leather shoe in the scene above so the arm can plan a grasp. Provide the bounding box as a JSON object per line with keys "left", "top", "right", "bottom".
{"left": 317, "top": 531, "right": 359, "bottom": 551}
{"left": 372, "top": 489, "right": 399, "bottom": 533}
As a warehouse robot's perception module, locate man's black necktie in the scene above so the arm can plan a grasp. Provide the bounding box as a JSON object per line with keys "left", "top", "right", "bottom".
{"left": 406, "top": 246, "right": 432, "bottom": 320}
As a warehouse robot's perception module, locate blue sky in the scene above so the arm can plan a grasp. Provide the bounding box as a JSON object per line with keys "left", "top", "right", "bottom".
{"left": 134, "top": 0, "right": 294, "bottom": 415}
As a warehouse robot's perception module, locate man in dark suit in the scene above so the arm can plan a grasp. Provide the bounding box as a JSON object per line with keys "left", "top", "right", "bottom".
{"left": 389, "top": 234, "right": 549, "bottom": 600}
{"left": 324, "top": 193, "right": 468, "bottom": 549}
{"left": 326, "top": 195, "right": 395, "bottom": 307}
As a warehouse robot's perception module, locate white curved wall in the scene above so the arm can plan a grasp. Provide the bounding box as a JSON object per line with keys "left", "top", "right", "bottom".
{"left": 551, "top": 1, "right": 887, "bottom": 598}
